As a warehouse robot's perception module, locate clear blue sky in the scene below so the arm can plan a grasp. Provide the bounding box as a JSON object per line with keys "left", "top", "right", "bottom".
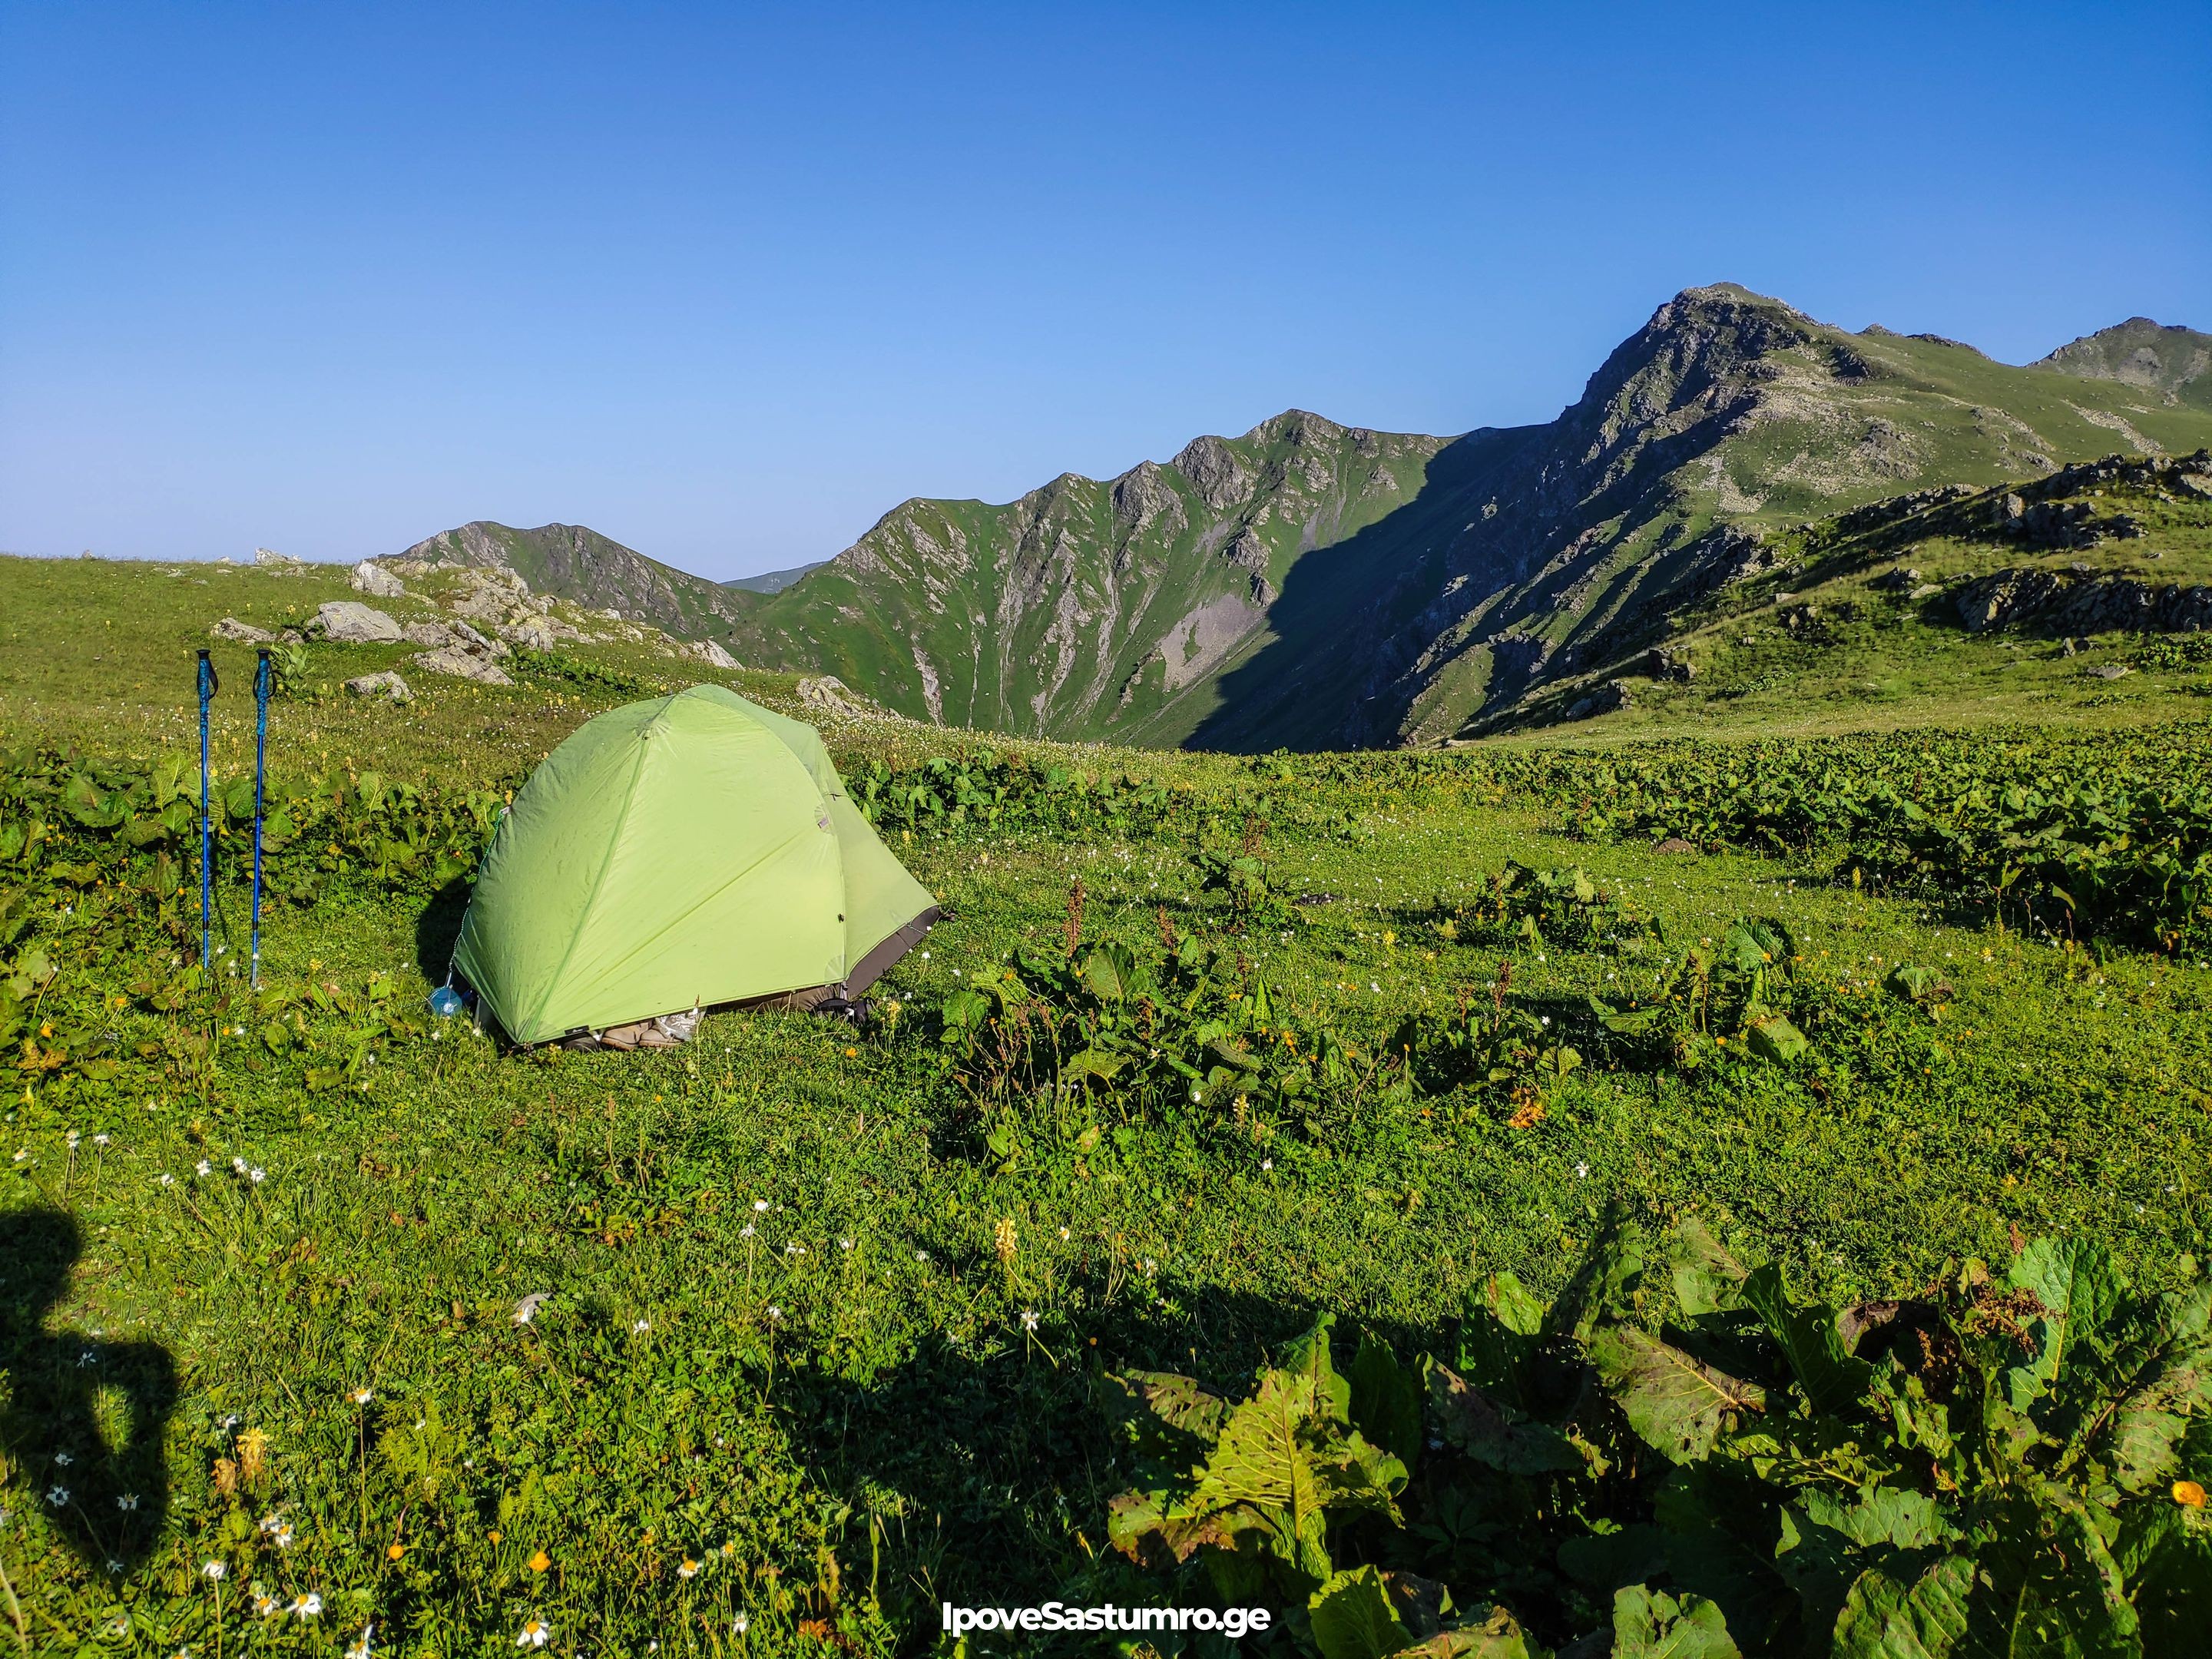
{"left": 3, "top": 2, "right": 2206, "bottom": 578}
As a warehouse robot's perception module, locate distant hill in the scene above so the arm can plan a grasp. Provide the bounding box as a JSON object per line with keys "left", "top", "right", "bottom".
{"left": 380, "top": 522, "right": 754, "bottom": 641}
{"left": 387, "top": 288, "right": 2212, "bottom": 747}
{"left": 725, "top": 561, "right": 826, "bottom": 596}
{"left": 2034, "top": 316, "right": 2212, "bottom": 406}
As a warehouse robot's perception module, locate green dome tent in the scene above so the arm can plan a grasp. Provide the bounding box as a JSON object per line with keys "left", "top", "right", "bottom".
{"left": 451, "top": 684, "right": 937, "bottom": 1045}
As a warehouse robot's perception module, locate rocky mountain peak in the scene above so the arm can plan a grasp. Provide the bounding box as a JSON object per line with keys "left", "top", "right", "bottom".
{"left": 1171, "top": 433, "right": 1255, "bottom": 511}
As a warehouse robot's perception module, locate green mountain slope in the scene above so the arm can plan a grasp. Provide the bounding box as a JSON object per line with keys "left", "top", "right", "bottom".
{"left": 724, "top": 412, "right": 1449, "bottom": 743}
{"left": 1494, "top": 449, "right": 2212, "bottom": 741}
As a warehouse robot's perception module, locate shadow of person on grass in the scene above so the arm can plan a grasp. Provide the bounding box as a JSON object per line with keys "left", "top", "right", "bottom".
{"left": 414, "top": 872, "right": 472, "bottom": 984}
{"left": 0, "top": 1208, "right": 174, "bottom": 1571}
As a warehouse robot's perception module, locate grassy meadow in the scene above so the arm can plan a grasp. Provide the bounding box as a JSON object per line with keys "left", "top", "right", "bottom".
{"left": 2, "top": 555, "right": 2209, "bottom": 1656}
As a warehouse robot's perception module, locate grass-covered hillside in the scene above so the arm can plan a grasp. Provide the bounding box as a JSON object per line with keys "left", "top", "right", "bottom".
{"left": 1505, "top": 450, "right": 2212, "bottom": 739}
{"left": 2, "top": 555, "right": 2210, "bottom": 1656}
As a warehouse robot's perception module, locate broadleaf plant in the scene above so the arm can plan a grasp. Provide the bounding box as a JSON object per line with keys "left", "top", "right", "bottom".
{"left": 1098, "top": 1225, "right": 2212, "bottom": 1655}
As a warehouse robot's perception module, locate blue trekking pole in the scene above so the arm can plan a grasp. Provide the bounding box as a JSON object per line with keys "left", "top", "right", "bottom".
{"left": 250, "top": 648, "right": 272, "bottom": 988}
{"left": 197, "top": 649, "right": 220, "bottom": 972}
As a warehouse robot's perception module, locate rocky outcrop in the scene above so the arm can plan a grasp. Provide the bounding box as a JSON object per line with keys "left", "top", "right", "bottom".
{"left": 796, "top": 676, "right": 881, "bottom": 717}
{"left": 677, "top": 638, "right": 740, "bottom": 670}
{"left": 412, "top": 644, "right": 512, "bottom": 684}
{"left": 1834, "top": 484, "right": 1974, "bottom": 537}
{"left": 1111, "top": 461, "right": 1185, "bottom": 538}
{"left": 312, "top": 601, "right": 403, "bottom": 643}
{"left": 253, "top": 547, "right": 303, "bottom": 570}
{"left": 1955, "top": 568, "right": 2212, "bottom": 636}
{"left": 1171, "top": 435, "right": 1254, "bottom": 511}
{"left": 351, "top": 560, "right": 406, "bottom": 598}
{"left": 210, "top": 617, "right": 272, "bottom": 644}
{"left": 1565, "top": 680, "right": 1634, "bottom": 720}
{"left": 345, "top": 671, "right": 411, "bottom": 700}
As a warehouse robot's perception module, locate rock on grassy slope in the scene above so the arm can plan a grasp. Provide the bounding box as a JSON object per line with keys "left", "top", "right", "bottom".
{"left": 386, "top": 286, "right": 2212, "bottom": 750}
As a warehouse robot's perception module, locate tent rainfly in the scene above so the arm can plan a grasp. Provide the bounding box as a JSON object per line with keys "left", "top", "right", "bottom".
{"left": 451, "top": 684, "right": 938, "bottom": 1045}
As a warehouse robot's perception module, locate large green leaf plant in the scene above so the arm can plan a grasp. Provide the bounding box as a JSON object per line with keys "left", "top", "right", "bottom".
{"left": 1099, "top": 1226, "right": 2211, "bottom": 1657}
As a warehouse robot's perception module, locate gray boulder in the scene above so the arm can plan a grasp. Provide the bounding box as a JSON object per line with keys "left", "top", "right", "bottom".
{"left": 351, "top": 560, "right": 406, "bottom": 598}
{"left": 412, "top": 645, "right": 512, "bottom": 685}
{"left": 313, "top": 601, "right": 404, "bottom": 643}
{"left": 451, "top": 619, "right": 510, "bottom": 657}
{"left": 210, "top": 617, "right": 273, "bottom": 644}
{"left": 796, "top": 675, "right": 877, "bottom": 717}
{"left": 403, "top": 621, "right": 458, "bottom": 648}
{"left": 679, "top": 637, "right": 740, "bottom": 670}
{"left": 345, "top": 671, "right": 412, "bottom": 701}
{"left": 499, "top": 617, "right": 567, "bottom": 652}
{"left": 253, "top": 547, "right": 303, "bottom": 569}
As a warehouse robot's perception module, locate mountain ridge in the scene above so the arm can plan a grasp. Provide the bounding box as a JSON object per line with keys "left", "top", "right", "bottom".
{"left": 385, "top": 287, "right": 2212, "bottom": 748}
